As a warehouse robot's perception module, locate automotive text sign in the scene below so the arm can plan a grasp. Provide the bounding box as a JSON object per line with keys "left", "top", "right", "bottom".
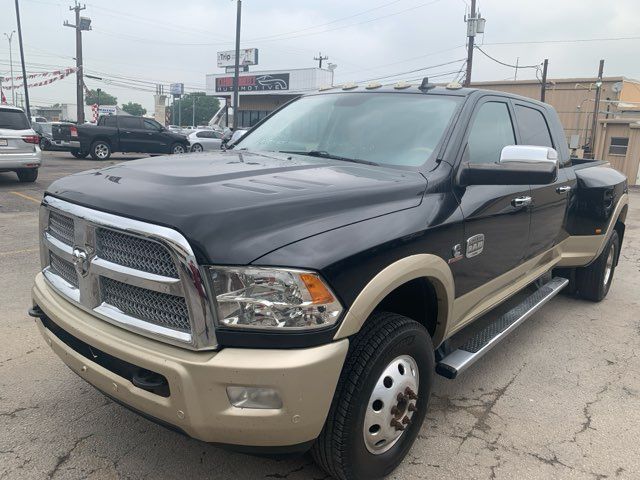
{"left": 215, "top": 74, "right": 290, "bottom": 92}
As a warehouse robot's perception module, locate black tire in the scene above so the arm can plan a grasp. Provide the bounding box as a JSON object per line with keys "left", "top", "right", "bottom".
{"left": 311, "top": 312, "right": 434, "bottom": 480}
{"left": 191, "top": 143, "right": 203, "bottom": 152}
{"left": 576, "top": 229, "right": 619, "bottom": 302}
{"left": 71, "top": 150, "right": 89, "bottom": 159}
{"left": 39, "top": 138, "right": 50, "bottom": 151}
{"left": 90, "top": 140, "right": 111, "bottom": 160}
{"left": 171, "top": 143, "right": 187, "bottom": 154}
{"left": 16, "top": 168, "right": 39, "bottom": 183}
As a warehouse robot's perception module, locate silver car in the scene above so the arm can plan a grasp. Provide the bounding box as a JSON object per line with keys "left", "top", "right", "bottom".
{"left": 188, "top": 129, "right": 224, "bottom": 152}
{"left": 0, "top": 106, "right": 42, "bottom": 183}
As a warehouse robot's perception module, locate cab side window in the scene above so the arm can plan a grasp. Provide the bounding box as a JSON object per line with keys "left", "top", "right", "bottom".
{"left": 515, "top": 104, "right": 553, "bottom": 147}
{"left": 467, "top": 102, "right": 515, "bottom": 164}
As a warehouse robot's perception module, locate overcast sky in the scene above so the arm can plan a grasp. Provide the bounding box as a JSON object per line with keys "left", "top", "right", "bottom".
{"left": 1, "top": 0, "right": 639, "bottom": 113}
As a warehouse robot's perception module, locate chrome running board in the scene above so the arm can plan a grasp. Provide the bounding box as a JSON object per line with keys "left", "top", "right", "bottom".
{"left": 436, "top": 277, "right": 569, "bottom": 379}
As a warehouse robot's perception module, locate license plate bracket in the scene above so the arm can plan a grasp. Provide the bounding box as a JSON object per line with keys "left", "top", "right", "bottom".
{"left": 0, "top": 139, "right": 8, "bottom": 146}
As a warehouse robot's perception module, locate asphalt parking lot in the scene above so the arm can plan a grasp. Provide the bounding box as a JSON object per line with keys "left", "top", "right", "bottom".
{"left": 1, "top": 152, "right": 639, "bottom": 480}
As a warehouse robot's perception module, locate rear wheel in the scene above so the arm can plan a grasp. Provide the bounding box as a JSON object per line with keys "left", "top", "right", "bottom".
{"left": 171, "top": 143, "right": 186, "bottom": 154}
{"left": 39, "top": 138, "right": 50, "bottom": 151}
{"left": 16, "top": 168, "right": 38, "bottom": 183}
{"left": 191, "top": 143, "right": 203, "bottom": 152}
{"left": 311, "top": 312, "right": 434, "bottom": 480}
{"left": 90, "top": 141, "right": 111, "bottom": 160}
{"left": 576, "top": 229, "right": 619, "bottom": 302}
{"left": 71, "top": 149, "right": 89, "bottom": 159}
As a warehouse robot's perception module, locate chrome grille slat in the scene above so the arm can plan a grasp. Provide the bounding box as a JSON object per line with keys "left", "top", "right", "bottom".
{"left": 96, "top": 227, "right": 179, "bottom": 278}
{"left": 48, "top": 211, "right": 74, "bottom": 246}
{"left": 49, "top": 251, "right": 79, "bottom": 288}
{"left": 100, "top": 277, "right": 190, "bottom": 332}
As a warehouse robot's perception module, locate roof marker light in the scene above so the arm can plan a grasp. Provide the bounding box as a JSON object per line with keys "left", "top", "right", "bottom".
{"left": 341, "top": 83, "right": 358, "bottom": 90}
{"left": 446, "top": 82, "right": 463, "bottom": 90}
{"left": 393, "top": 81, "right": 412, "bottom": 90}
{"left": 365, "top": 82, "right": 382, "bottom": 90}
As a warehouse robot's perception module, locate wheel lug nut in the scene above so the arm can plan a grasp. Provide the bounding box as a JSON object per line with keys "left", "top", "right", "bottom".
{"left": 408, "top": 403, "right": 417, "bottom": 413}
{"left": 390, "top": 419, "right": 405, "bottom": 431}
{"left": 405, "top": 387, "right": 418, "bottom": 400}
{"left": 402, "top": 415, "right": 410, "bottom": 425}
{"left": 397, "top": 393, "right": 405, "bottom": 402}
{"left": 390, "top": 406, "right": 399, "bottom": 416}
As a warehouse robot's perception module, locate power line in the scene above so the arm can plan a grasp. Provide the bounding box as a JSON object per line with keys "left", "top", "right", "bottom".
{"left": 474, "top": 45, "right": 541, "bottom": 69}
{"left": 356, "top": 58, "right": 466, "bottom": 83}
{"left": 482, "top": 35, "right": 640, "bottom": 46}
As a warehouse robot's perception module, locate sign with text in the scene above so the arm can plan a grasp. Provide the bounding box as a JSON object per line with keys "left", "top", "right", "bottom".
{"left": 217, "top": 48, "right": 259, "bottom": 68}
{"left": 169, "top": 83, "right": 184, "bottom": 96}
{"left": 215, "top": 73, "right": 290, "bottom": 93}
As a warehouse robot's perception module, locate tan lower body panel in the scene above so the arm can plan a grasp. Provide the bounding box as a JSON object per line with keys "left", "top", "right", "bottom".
{"left": 32, "top": 273, "right": 348, "bottom": 447}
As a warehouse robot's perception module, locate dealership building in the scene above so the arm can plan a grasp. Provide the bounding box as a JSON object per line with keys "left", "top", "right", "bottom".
{"left": 205, "top": 67, "right": 333, "bottom": 127}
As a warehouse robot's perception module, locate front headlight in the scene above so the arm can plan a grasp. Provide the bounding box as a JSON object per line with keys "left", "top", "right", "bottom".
{"left": 208, "top": 266, "right": 343, "bottom": 331}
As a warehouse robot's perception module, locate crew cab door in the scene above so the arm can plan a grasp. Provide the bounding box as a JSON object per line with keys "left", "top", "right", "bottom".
{"left": 453, "top": 97, "right": 531, "bottom": 296}
{"left": 512, "top": 102, "right": 571, "bottom": 257}
{"left": 118, "top": 116, "right": 146, "bottom": 152}
{"left": 142, "top": 118, "right": 167, "bottom": 153}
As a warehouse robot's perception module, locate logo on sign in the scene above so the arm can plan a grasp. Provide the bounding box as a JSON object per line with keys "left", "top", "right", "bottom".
{"left": 215, "top": 74, "right": 290, "bottom": 93}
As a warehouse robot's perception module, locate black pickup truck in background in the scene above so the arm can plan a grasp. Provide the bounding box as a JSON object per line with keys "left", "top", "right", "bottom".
{"left": 76, "top": 115, "right": 189, "bottom": 160}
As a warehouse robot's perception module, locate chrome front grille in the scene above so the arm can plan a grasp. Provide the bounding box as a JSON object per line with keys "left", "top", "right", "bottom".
{"left": 39, "top": 196, "right": 217, "bottom": 350}
{"left": 48, "top": 211, "right": 74, "bottom": 245}
{"left": 101, "top": 277, "right": 190, "bottom": 332}
{"left": 49, "top": 251, "right": 78, "bottom": 288}
{"left": 96, "top": 228, "right": 179, "bottom": 278}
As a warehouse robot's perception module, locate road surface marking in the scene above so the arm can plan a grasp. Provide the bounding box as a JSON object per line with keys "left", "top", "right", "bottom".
{"left": 9, "top": 191, "right": 41, "bottom": 204}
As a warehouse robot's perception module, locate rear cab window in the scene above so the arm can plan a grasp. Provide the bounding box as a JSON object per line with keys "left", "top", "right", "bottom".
{"left": 0, "top": 108, "right": 31, "bottom": 130}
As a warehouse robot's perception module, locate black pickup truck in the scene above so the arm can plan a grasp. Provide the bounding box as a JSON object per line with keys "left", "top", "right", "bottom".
{"left": 32, "top": 84, "right": 627, "bottom": 480}
{"left": 76, "top": 115, "right": 189, "bottom": 160}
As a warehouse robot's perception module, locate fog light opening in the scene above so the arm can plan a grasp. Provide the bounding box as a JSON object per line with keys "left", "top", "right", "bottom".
{"left": 226, "top": 386, "right": 283, "bottom": 409}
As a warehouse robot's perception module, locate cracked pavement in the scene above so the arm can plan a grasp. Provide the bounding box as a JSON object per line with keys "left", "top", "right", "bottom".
{"left": 1, "top": 155, "right": 639, "bottom": 479}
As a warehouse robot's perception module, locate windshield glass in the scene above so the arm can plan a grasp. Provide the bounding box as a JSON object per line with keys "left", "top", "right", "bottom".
{"left": 236, "top": 92, "right": 461, "bottom": 167}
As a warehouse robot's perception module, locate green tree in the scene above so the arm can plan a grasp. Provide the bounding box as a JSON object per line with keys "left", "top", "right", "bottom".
{"left": 121, "top": 102, "right": 147, "bottom": 116}
{"left": 85, "top": 89, "right": 117, "bottom": 106}
{"left": 167, "top": 92, "right": 220, "bottom": 126}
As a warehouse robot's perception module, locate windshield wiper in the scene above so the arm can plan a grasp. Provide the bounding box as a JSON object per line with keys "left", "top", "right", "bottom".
{"left": 280, "top": 150, "right": 379, "bottom": 166}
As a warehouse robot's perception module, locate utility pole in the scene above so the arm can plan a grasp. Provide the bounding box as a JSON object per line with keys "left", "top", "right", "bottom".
{"left": 232, "top": 0, "right": 242, "bottom": 130}
{"left": 14, "top": 0, "right": 30, "bottom": 118}
{"left": 589, "top": 59, "right": 605, "bottom": 157}
{"left": 4, "top": 31, "right": 16, "bottom": 105}
{"left": 64, "top": 2, "right": 91, "bottom": 124}
{"left": 314, "top": 52, "right": 328, "bottom": 69}
{"left": 192, "top": 96, "right": 197, "bottom": 127}
{"left": 540, "top": 58, "right": 549, "bottom": 102}
{"left": 463, "top": 0, "right": 485, "bottom": 87}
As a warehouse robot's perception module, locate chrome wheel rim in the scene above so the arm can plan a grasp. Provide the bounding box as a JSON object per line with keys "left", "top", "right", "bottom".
{"left": 192, "top": 144, "right": 202, "bottom": 152}
{"left": 95, "top": 144, "right": 109, "bottom": 159}
{"left": 173, "top": 145, "right": 185, "bottom": 154}
{"left": 604, "top": 243, "right": 615, "bottom": 286}
{"left": 363, "top": 355, "right": 419, "bottom": 455}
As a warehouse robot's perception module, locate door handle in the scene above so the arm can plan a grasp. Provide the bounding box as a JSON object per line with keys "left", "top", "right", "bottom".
{"left": 556, "top": 185, "right": 571, "bottom": 194}
{"left": 512, "top": 196, "right": 532, "bottom": 208}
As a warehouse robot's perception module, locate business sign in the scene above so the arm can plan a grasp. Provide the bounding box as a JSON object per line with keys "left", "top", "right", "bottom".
{"left": 99, "top": 105, "right": 117, "bottom": 115}
{"left": 215, "top": 73, "right": 290, "bottom": 93}
{"left": 217, "top": 48, "right": 259, "bottom": 68}
{"left": 169, "top": 83, "right": 184, "bottom": 96}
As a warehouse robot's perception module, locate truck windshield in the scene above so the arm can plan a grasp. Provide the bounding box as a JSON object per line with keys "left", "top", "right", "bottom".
{"left": 236, "top": 92, "right": 462, "bottom": 167}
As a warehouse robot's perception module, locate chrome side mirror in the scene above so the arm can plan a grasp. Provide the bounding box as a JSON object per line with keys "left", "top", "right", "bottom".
{"left": 500, "top": 145, "right": 559, "bottom": 167}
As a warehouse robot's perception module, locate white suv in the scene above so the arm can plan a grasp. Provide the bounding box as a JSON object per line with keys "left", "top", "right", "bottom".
{"left": 0, "top": 106, "right": 42, "bottom": 183}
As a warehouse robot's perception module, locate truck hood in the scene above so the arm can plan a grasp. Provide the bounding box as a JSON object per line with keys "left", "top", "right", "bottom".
{"left": 47, "top": 150, "right": 427, "bottom": 264}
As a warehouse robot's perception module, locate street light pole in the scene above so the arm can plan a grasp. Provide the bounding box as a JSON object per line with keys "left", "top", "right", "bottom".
{"left": 3, "top": 31, "right": 16, "bottom": 105}
{"left": 232, "top": 0, "right": 242, "bottom": 130}
{"left": 14, "top": 0, "right": 31, "bottom": 118}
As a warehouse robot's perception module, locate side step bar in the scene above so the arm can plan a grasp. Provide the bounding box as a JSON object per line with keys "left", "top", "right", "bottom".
{"left": 436, "top": 277, "right": 569, "bottom": 379}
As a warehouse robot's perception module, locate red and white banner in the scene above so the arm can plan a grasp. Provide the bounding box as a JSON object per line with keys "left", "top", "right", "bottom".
{"left": 4, "top": 68, "right": 76, "bottom": 89}
{"left": 1, "top": 67, "right": 77, "bottom": 83}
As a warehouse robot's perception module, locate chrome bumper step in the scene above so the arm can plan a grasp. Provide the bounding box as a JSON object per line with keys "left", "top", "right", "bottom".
{"left": 436, "top": 277, "right": 569, "bottom": 379}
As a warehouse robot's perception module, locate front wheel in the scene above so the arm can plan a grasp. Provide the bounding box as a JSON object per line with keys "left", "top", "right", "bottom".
{"left": 90, "top": 141, "right": 111, "bottom": 160}
{"left": 311, "top": 312, "right": 434, "bottom": 480}
{"left": 576, "top": 229, "right": 620, "bottom": 302}
{"left": 171, "top": 143, "right": 187, "bottom": 154}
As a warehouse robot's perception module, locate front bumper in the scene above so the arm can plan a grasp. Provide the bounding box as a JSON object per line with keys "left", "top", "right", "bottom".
{"left": 32, "top": 273, "right": 348, "bottom": 447}
{"left": 0, "top": 150, "right": 41, "bottom": 170}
